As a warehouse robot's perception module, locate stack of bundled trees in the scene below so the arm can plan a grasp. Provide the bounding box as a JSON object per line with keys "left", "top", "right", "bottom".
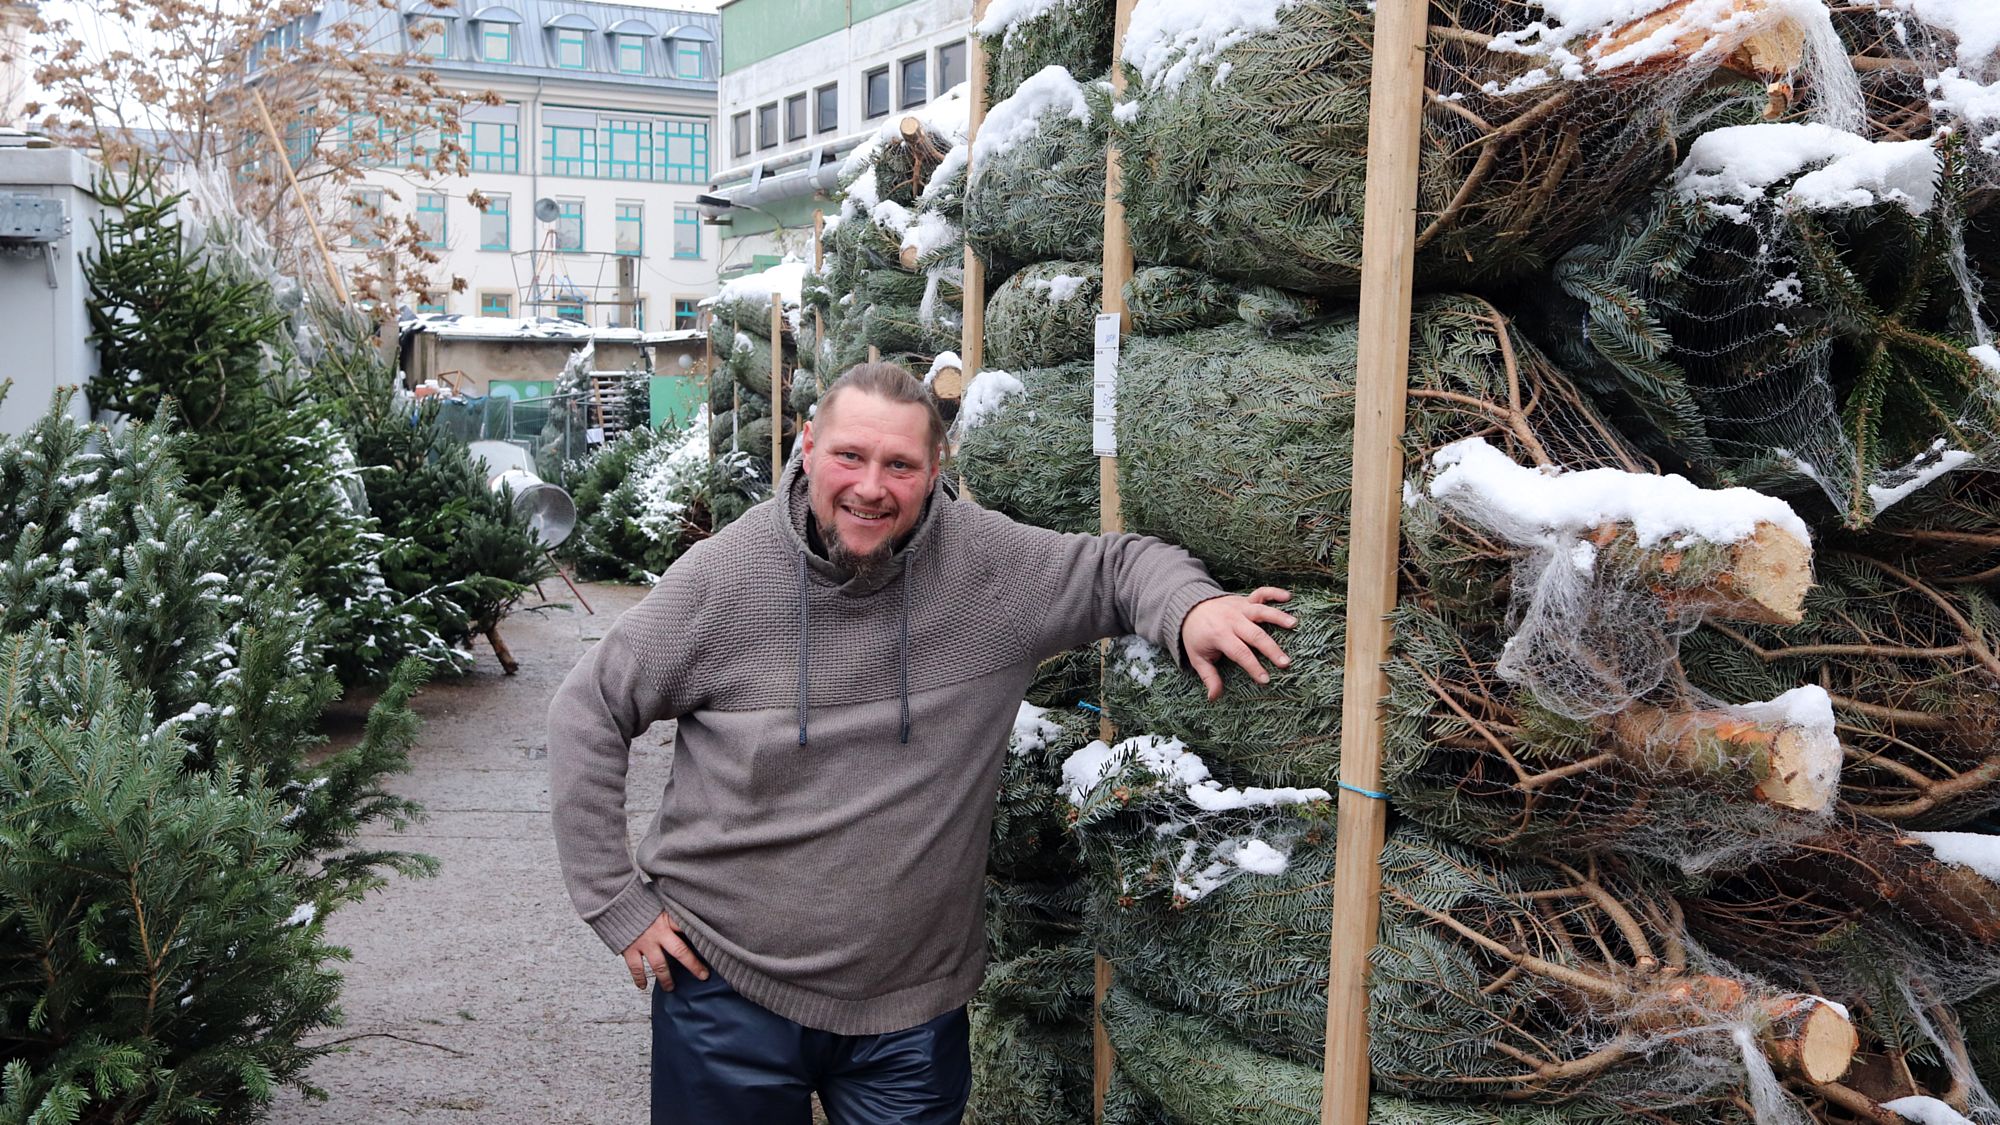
{"left": 705, "top": 261, "right": 816, "bottom": 476}
{"left": 892, "top": 0, "right": 2000, "bottom": 1121}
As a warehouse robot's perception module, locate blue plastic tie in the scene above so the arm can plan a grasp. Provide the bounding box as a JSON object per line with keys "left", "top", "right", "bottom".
{"left": 1337, "top": 780, "right": 1390, "bottom": 801}
{"left": 1075, "top": 701, "right": 1103, "bottom": 714}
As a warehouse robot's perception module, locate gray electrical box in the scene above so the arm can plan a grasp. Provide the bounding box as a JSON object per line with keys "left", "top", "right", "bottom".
{"left": 0, "top": 194, "right": 66, "bottom": 243}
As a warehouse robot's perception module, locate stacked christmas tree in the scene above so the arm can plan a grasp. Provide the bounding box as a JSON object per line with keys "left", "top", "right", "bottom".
{"left": 888, "top": 1, "right": 2000, "bottom": 1122}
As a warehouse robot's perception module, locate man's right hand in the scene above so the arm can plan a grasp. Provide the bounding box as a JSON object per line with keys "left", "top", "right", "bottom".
{"left": 623, "top": 911, "right": 709, "bottom": 991}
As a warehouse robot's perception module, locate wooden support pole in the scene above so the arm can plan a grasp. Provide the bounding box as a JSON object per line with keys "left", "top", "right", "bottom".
{"left": 1321, "top": 1, "right": 1430, "bottom": 1122}
{"left": 813, "top": 210, "right": 828, "bottom": 392}
{"left": 1093, "top": 1, "right": 1139, "bottom": 1119}
{"left": 771, "top": 293, "right": 787, "bottom": 472}
{"left": 960, "top": 6, "right": 992, "bottom": 387}
{"left": 249, "top": 88, "right": 349, "bottom": 305}
{"left": 704, "top": 316, "right": 716, "bottom": 465}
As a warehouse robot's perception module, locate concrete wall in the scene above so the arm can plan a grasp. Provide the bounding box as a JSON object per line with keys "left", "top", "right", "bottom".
{"left": 0, "top": 147, "right": 107, "bottom": 436}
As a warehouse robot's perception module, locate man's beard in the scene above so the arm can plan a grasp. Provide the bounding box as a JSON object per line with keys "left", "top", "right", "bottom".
{"left": 823, "top": 522, "right": 896, "bottom": 579}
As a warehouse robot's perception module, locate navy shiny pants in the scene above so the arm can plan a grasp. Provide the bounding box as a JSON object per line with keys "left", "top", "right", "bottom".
{"left": 651, "top": 961, "right": 971, "bottom": 1125}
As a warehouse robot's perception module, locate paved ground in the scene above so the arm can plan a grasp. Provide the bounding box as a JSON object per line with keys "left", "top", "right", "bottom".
{"left": 268, "top": 581, "right": 670, "bottom": 1124}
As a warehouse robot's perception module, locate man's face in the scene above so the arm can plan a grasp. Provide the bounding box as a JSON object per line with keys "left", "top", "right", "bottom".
{"left": 800, "top": 390, "right": 940, "bottom": 571}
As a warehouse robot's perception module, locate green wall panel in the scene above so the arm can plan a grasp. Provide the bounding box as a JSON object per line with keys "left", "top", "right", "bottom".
{"left": 651, "top": 375, "right": 704, "bottom": 428}
{"left": 721, "top": 0, "right": 925, "bottom": 72}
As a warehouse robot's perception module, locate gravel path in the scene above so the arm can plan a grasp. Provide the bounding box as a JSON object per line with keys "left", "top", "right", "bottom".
{"left": 268, "top": 582, "right": 668, "bottom": 1124}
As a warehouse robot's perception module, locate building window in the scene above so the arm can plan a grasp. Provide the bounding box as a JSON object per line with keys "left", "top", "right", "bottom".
{"left": 479, "top": 192, "right": 509, "bottom": 251}
{"left": 556, "top": 300, "right": 586, "bottom": 322}
{"left": 616, "top": 35, "right": 646, "bottom": 74}
{"left": 553, "top": 28, "right": 587, "bottom": 69}
{"left": 674, "top": 298, "right": 698, "bottom": 330}
{"left": 481, "top": 22, "right": 513, "bottom": 63}
{"left": 468, "top": 117, "right": 519, "bottom": 173}
{"left": 864, "top": 66, "right": 889, "bottom": 119}
{"left": 899, "top": 54, "right": 926, "bottom": 109}
{"left": 628, "top": 297, "right": 647, "bottom": 330}
{"left": 349, "top": 189, "right": 385, "bottom": 248}
{"left": 732, "top": 110, "right": 751, "bottom": 158}
{"left": 409, "top": 18, "right": 450, "bottom": 58}
{"left": 815, "top": 83, "right": 838, "bottom": 133}
{"left": 673, "top": 206, "right": 700, "bottom": 259}
{"left": 616, "top": 202, "right": 643, "bottom": 256}
{"left": 784, "top": 93, "right": 807, "bottom": 142}
{"left": 676, "top": 41, "right": 705, "bottom": 79}
{"left": 756, "top": 102, "right": 778, "bottom": 149}
{"left": 555, "top": 198, "right": 584, "bottom": 251}
{"left": 416, "top": 192, "right": 446, "bottom": 248}
{"left": 937, "top": 40, "right": 966, "bottom": 94}
{"left": 480, "top": 291, "right": 513, "bottom": 317}
{"left": 544, "top": 124, "right": 596, "bottom": 176}
{"left": 662, "top": 118, "right": 708, "bottom": 182}
{"left": 416, "top": 292, "right": 448, "bottom": 314}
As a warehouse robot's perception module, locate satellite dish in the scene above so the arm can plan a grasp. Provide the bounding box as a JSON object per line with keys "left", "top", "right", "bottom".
{"left": 491, "top": 468, "right": 576, "bottom": 549}
{"left": 533, "top": 197, "right": 561, "bottom": 222}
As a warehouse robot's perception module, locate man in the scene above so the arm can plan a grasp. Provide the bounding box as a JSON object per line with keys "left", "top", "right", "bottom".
{"left": 549, "top": 363, "right": 1294, "bottom": 1123}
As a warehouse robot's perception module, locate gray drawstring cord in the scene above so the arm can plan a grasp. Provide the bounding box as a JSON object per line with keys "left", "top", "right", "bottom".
{"left": 797, "top": 550, "right": 810, "bottom": 746}
{"left": 898, "top": 549, "right": 913, "bottom": 744}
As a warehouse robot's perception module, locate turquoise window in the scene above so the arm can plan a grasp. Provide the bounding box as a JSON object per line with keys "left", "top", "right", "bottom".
{"left": 676, "top": 42, "right": 704, "bottom": 78}
{"left": 616, "top": 36, "right": 646, "bottom": 74}
{"left": 556, "top": 301, "right": 585, "bottom": 322}
{"left": 673, "top": 206, "right": 700, "bottom": 259}
{"left": 616, "top": 203, "right": 643, "bottom": 256}
{"left": 416, "top": 295, "right": 447, "bottom": 314}
{"left": 479, "top": 194, "right": 510, "bottom": 250}
{"left": 555, "top": 200, "right": 583, "bottom": 251}
{"left": 416, "top": 193, "right": 446, "bottom": 249}
{"left": 350, "top": 190, "right": 384, "bottom": 248}
{"left": 603, "top": 118, "right": 653, "bottom": 179}
{"left": 662, "top": 119, "right": 707, "bottom": 183}
{"left": 554, "top": 29, "right": 586, "bottom": 69}
{"left": 469, "top": 121, "right": 519, "bottom": 172}
{"left": 480, "top": 292, "right": 512, "bottom": 316}
{"left": 544, "top": 125, "right": 595, "bottom": 176}
{"left": 410, "top": 18, "right": 449, "bottom": 58}
{"left": 482, "top": 23, "right": 513, "bottom": 63}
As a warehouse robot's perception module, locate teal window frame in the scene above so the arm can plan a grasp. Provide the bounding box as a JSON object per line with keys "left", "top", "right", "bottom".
{"left": 676, "top": 42, "right": 704, "bottom": 78}
{"left": 480, "top": 291, "right": 512, "bottom": 316}
{"left": 416, "top": 192, "right": 447, "bottom": 249}
{"left": 673, "top": 298, "right": 698, "bottom": 330}
{"left": 543, "top": 124, "right": 596, "bottom": 176}
{"left": 479, "top": 194, "right": 510, "bottom": 251}
{"left": 554, "top": 28, "right": 587, "bottom": 69}
{"left": 416, "top": 294, "right": 447, "bottom": 314}
{"left": 616, "top": 36, "right": 646, "bottom": 74}
{"left": 410, "top": 17, "right": 450, "bottom": 58}
{"left": 673, "top": 205, "right": 700, "bottom": 259}
{"left": 350, "top": 189, "right": 385, "bottom": 248}
{"left": 602, "top": 118, "right": 653, "bottom": 180}
{"left": 555, "top": 301, "right": 585, "bottom": 322}
{"left": 481, "top": 23, "right": 513, "bottom": 63}
{"left": 555, "top": 199, "right": 583, "bottom": 251}
{"left": 661, "top": 119, "right": 707, "bottom": 183}
{"left": 468, "top": 120, "right": 519, "bottom": 172}
{"left": 615, "top": 203, "right": 643, "bottom": 256}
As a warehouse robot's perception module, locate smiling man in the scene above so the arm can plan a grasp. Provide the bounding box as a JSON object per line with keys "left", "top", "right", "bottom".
{"left": 548, "top": 363, "right": 1293, "bottom": 1125}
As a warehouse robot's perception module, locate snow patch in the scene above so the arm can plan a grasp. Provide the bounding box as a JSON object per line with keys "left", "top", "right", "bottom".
{"left": 715, "top": 258, "right": 812, "bottom": 307}
{"left": 971, "top": 66, "right": 1092, "bottom": 181}
{"left": 1425, "top": 436, "right": 1811, "bottom": 548}
{"left": 1009, "top": 702, "right": 1066, "bottom": 758}
{"left": 976, "top": 0, "right": 1076, "bottom": 40}
{"left": 1676, "top": 124, "right": 1940, "bottom": 215}
{"left": 1124, "top": 0, "right": 1296, "bottom": 92}
{"left": 956, "top": 369, "right": 1026, "bottom": 428}
{"left": 1884, "top": 1095, "right": 1980, "bottom": 1125}
{"left": 1912, "top": 831, "right": 2000, "bottom": 885}
{"left": 1869, "top": 441, "right": 1976, "bottom": 512}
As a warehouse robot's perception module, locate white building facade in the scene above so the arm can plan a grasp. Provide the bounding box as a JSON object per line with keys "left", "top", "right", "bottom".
{"left": 706, "top": 0, "right": 971, "bottom": 275}
{"left": 306, "top": 0, "right": 724, "bottom": 333}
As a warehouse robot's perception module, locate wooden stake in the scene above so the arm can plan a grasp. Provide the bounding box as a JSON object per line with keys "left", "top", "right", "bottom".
{"left": 704, "top": 317, "right": 716, "bottom": 465}
{"left": 961, "top": 6, "right": 992, "bottom": 385}
{"left": 813, "top": 210, "right": 828, "bottom": 393}
{"left": 1093, "top": 1, "right": 1139, "bottom": 1119}
{"left": 772, "top": 293, "right": 787, "bottom": 472}
{"left": 249, "top": 88, "right": 349, "bottom": 305}
{"left": 1322, "top": 1, "right": 1430, "bottom": 1122}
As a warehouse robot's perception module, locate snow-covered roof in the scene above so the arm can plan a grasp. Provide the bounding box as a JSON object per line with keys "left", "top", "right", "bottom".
{"left": 404, "top": 314, "right": 703, "bottom": 345}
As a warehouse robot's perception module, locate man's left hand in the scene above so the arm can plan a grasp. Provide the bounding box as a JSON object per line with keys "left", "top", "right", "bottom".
{"left": 1181, "top": 587, "right": 1297, "bottom": 700}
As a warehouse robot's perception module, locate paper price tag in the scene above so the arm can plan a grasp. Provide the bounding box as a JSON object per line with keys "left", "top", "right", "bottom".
{"left": 586, "top": 426, "right": 606, "bottom": 445}
{"left": 1092, "top": 313, "right": 1121, "bottom": 457}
